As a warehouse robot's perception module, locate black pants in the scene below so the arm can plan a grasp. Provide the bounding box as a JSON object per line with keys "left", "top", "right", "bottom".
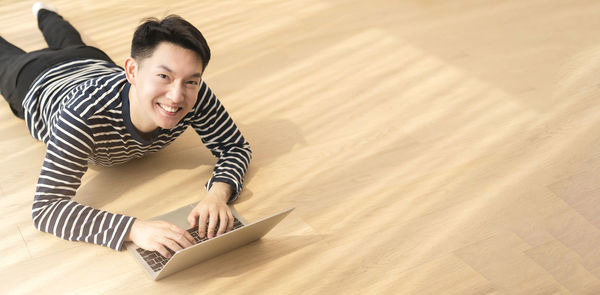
{"left": 0, "top": 9, "right": 116, "bottom": 119}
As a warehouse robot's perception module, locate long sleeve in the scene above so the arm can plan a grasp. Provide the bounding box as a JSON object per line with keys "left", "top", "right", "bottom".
{"left": 191, "top": 82, "right": 252, "bottom": 203}
{"left": 31, "top": 107, "right": 135, "bottom": 251}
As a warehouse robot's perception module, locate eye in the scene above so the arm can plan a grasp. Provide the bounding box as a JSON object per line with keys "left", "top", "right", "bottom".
{"left": 187, "top": 81, "right": 199, "bottom": 85}
{"left": 158, "top": 74, "right": 168, "bottom": 79}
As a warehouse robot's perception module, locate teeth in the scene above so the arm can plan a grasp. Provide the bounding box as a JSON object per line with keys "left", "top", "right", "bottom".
{"left": 159, "top": 103, "right": 178, "bottom": 113}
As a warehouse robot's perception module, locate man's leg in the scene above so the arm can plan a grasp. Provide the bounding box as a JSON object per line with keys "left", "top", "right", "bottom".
{"left": 37, "top": 9, "right": 85, "bottom": 49}
{"left": 1, "top": 5, "right": 118, "bottom": 119}
{"left": 0, "top": 36, "right": 28, "bottom": 118}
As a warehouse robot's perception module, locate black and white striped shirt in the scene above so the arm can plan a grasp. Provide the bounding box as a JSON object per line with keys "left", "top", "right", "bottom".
{"left": 23, "top": 59, "right": 251, "bottom": 251}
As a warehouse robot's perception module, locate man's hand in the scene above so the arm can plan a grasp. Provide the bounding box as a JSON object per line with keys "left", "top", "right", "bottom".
{"left": 187, "top": 182, "right": 234, "bottom": 239}
{"left": 126, "top": 219, "right": 195, "bottom": 258}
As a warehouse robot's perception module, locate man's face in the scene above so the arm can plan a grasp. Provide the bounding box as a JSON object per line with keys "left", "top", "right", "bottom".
{"left": 127, "top": 42, "right": 204, "bottom": 132}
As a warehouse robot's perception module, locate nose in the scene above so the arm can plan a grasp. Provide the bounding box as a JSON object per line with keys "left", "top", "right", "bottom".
{"left": 166, "top": 83, "right": 185, "bottom": 103}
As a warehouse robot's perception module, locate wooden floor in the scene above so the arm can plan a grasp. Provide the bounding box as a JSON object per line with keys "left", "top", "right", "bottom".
{"left": 2, "top": 0, "right": 600, "bottom": 293}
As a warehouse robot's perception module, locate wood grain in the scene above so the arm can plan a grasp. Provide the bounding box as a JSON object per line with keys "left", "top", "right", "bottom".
{"left": 2, "top": 0, "right": 600, "bottom": 293}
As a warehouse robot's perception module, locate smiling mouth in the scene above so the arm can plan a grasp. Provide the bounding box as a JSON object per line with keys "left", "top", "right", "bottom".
{"left": 157, "top": 103, "right": 181, "bottom": 114}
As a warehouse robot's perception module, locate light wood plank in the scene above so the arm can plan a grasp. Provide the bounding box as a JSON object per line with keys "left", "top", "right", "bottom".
{"left": 2, "top": 0, "right": 600, "bottom": 293}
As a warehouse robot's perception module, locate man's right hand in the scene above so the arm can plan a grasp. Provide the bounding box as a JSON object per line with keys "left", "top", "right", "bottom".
{"left": 126, "top": 219, "right": 195, "bottom": 258}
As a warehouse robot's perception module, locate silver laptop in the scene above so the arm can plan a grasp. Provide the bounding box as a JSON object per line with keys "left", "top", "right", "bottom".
{"left": 125, "top": 203, "right": 294, "bottom": 280}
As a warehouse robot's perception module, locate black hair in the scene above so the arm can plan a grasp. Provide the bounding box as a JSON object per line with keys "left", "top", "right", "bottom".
{"left": 131, "top": 15, "right": 211, "bottom": 71}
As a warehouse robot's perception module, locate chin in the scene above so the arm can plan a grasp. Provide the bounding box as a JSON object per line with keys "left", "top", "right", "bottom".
{"left": 157, "top": 120, "right": 181, "bottom": 130}
{"left": 152, "top": 105, "right": 187, "bottom": 129}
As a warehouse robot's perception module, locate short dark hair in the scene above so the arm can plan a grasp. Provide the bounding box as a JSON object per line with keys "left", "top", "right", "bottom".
{"left": 131, "top": 15, "right": 211, "bottom": 71}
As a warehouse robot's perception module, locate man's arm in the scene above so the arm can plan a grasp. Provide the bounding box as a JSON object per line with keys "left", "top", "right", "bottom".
{"left": 187, "top": 81, "right": 252, "bottom": 237}
{"left": 32, "top": 108, "right": 135, "bottom": 250}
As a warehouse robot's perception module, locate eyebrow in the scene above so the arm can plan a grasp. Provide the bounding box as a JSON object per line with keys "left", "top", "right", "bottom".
{"left": 158, "top": 65, "right": 202, "bottom": 78}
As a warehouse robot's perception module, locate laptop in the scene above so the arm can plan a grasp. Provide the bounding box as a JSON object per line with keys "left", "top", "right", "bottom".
{"left": 125, "top": 203, "right": 294, "bottom": 280}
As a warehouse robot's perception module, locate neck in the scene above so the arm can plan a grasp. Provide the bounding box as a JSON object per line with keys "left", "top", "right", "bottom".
{"left": 128, "top": 85, "right": 158, "bottom": 137}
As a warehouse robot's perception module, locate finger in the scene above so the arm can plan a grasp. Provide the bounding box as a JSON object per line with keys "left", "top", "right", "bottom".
{"left": 155, "top": 244, "right": 171, "bottom": 259}
{"left": 167, "top": 227, "right": 194, "bottom": 248}
{"left": 187, "top": 210, "right": 198, "bottom": 228}
{"left": 227, "top": 210, "right": 234, "bottom": 232}
{"left": 162, "top": 238, "right": 184, "bottom": 257}
{"left": 216, "top": 211, "right": 228, "bottom": 236}
{"left": 172, "top": 224, "right": 195, "bottom": 246}
{"left": 207, "top": 213, "right": 218, "bottom": 239}
{"left": 183, "top": 229, "right": 196, "bottom": 245}
{"left": 197, "top": 211, "right": 208, "bottom": 238}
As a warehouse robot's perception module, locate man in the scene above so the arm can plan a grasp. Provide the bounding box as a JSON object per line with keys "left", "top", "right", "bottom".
{"left": 0, "top": 3, "right": 252, "bottom": 259}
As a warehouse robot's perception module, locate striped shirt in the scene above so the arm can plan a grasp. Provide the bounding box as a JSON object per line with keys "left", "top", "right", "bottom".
{"left": 23, "top": 59, "right": 252, "bottom": 251}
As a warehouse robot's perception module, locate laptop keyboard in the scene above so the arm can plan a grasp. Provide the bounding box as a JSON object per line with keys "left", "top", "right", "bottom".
{"left": 136, "top": 218, "right": 244, "bottom": 272}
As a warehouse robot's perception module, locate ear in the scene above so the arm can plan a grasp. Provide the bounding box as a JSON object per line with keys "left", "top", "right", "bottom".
{"left": 124, "top": 57, "right": 138, "bottom": 85}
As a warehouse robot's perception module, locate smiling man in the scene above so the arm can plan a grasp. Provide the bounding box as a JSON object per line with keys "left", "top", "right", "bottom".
{"left": 0, "top": 3, "right": 251, "bottom": 258}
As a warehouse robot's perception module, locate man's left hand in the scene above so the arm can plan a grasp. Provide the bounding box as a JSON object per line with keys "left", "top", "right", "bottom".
{"left": 187, "top": 182, "right": 234, "bottom": 239}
